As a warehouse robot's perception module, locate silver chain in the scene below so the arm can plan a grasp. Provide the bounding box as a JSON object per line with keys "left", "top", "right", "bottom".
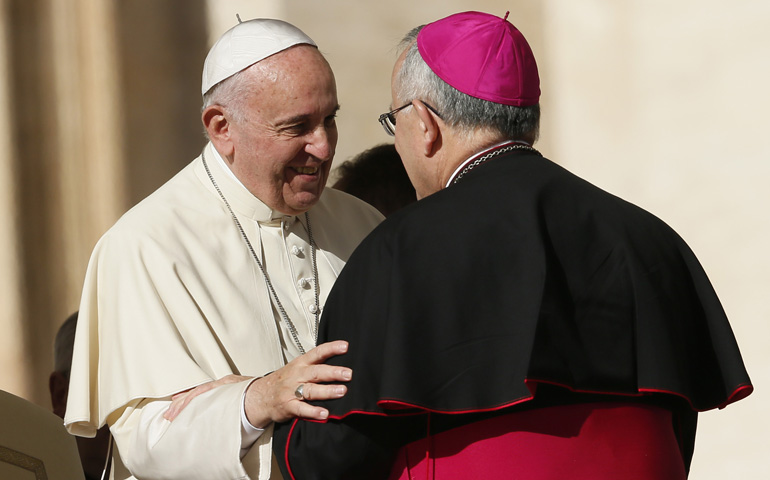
{"left": 452, "top": 143, "right": 540, "bottom": 184}
{"left": 202, "top": 151, "right": 319, "bottom": 354}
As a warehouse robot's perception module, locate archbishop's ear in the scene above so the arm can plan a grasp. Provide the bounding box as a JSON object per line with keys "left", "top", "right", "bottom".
{"left": 202, "top": 104, "right": 234, "bottom": 157}
{"left": 412, "top": 100, "right": 441, "bottom": 157}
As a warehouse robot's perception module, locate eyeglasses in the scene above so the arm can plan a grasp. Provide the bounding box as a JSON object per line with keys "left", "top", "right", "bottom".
{"left": 377, "top": 101, "right": 441, "bottom": 136}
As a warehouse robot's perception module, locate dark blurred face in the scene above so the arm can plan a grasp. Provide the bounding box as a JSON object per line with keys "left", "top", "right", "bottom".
{"left": 227, "top": 45, "right": 339, "bottom": 214}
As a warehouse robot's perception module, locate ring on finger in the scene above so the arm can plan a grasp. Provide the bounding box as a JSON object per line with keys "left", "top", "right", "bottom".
{"left": 294, "top": 383, "right": 306, "bottom": 400}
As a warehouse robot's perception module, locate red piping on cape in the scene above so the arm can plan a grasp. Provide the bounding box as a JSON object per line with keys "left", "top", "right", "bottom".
{"left": 281, "top": 380, "right": 752, "bottom": 479}
{"left": 284, "top": 418, "right": 300, "bottom": 480}
{"left": 321, "top": 378, "right": 754, "bottom": 421}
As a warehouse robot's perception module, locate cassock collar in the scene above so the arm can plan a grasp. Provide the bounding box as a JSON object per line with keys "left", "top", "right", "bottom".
{"left": 445, "top": 140, "right": 531, "bottom": 188}
{"left": 201, "top": 143, "right": 298, "bottom": 225}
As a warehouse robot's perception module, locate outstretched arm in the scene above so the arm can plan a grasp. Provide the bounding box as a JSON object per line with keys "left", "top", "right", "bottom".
{"left": 164, "top": 341, "right": 352, "bottom": 427}
{"left": 108, "top": 341, "right": 353, "bottom": 479}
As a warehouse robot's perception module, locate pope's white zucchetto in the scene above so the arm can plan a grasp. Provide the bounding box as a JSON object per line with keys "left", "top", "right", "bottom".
{"left": 201, "top": 18, "right": 317, "bottom": 96}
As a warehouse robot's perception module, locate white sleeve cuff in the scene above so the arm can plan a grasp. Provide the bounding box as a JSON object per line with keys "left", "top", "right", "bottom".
{"left": 240, "top": 377, "right": 265, "bottom": 458}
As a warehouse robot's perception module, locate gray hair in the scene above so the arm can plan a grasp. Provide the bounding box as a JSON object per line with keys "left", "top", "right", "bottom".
{"left": 395, "top": 26, "right": 540, "bottom": 144}
{"left": 201, "top": 68, "right": 253, "bottom": 139}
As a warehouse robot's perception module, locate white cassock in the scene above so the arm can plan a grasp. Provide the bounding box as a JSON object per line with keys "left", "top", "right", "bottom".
{"left": 64, "top": 142, "right": 383, "bottom": 479}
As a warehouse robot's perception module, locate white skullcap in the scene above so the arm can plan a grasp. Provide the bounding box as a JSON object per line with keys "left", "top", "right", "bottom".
{"left": 201, "top": 18, "right": 317, "bottom": 95}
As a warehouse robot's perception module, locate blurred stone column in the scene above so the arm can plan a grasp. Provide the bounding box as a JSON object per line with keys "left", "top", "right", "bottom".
{"left": 0, "top": 0, "right": 209, "bottom": 406}
{"left": 0, "top": 0, "right": 25, "bottom": 401}
{"left": 0, "top": 0, "right": 126, "bottom": 404}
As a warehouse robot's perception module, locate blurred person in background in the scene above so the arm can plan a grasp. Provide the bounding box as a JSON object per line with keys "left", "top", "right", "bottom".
{"left": 332, "top": 143, "right": 416, "bottom": 217}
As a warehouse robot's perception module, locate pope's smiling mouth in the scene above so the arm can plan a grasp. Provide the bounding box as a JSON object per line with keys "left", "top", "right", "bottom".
{"left": 291, "top": 166, "right": 318, "bottom": 175}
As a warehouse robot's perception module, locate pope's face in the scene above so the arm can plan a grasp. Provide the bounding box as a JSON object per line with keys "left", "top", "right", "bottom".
{"left": 227, "top": 45, "right": 339, "bottom": 215}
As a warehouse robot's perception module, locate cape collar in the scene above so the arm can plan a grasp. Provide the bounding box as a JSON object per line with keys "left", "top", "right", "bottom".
{"left": 446, "top": 140, "right": 539, "bottom": 187}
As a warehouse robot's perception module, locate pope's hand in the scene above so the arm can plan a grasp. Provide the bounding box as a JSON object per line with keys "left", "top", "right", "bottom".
{"left": 161, "top": 340, "right": 351, "bottom": 427}
{"left": 244, "top": 340, "right": 351, "bottom": 428}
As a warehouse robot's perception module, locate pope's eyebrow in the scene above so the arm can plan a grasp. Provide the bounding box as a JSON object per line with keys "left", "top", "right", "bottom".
{"left": 279, "top": 104, "right": 341, "bottom": 126}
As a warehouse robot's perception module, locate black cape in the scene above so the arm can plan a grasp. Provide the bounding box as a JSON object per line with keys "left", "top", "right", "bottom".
{"left": 275, "top": 150, "right": 752, "bottom": 479}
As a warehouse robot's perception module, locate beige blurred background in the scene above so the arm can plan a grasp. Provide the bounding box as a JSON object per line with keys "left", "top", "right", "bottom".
{"left": 0, "top": 0, "right": 767, "bottom": 477}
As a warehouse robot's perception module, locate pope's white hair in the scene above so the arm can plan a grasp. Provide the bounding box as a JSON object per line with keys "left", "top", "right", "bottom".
{"left": 201, "top": 67, "right": 254, "bottom": 139}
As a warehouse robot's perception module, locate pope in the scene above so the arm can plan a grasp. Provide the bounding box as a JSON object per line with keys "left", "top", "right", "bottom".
{"left": 65, "top": 18, "right": 383, "bottom": 479}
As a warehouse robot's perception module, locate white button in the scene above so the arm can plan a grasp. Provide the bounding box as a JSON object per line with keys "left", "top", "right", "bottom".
{"left": 291, "top": 245, "right": 305, "bottom": 256}
{"left": 298, "top": 278, "right": 309, "bottom": 289}
{"left": 308, "top": 304, "right": 318, "bottom": 314}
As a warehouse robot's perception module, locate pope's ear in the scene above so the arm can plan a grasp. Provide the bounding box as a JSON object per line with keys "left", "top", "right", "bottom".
{"left": 202, "top": 105, "right": 234, "bottom": 156}
{"left": 413, "top": 100, "right": 440, "bottom": 156}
